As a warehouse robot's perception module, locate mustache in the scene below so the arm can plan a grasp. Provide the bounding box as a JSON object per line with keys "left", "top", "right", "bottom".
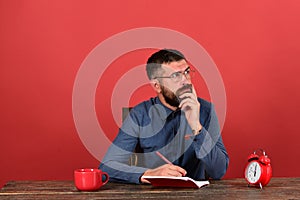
{"left": 175, "top": 84, "right": 192, "bottom": 97}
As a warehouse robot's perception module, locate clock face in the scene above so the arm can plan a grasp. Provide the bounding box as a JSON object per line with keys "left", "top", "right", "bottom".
{"left": 245, "top": 161, "right": 261, "bottom": 183}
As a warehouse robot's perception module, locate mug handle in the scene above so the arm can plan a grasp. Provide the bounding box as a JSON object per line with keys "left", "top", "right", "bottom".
{"left": 100, "top": 172, "right": 109, "bottom": 186}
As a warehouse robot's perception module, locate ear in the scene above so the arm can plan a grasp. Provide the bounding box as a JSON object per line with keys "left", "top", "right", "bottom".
{"left": 150, "top": 79, "right": 161, "bottom": 93}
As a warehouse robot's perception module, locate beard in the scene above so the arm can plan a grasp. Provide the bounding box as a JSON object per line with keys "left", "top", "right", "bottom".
{"left": 161, "top": 84, "right": 193, "bottom": 108}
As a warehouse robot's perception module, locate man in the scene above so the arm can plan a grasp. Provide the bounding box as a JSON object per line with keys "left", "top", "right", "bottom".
{"left": 99, "top": 49, "right": 229, "bottom": 184}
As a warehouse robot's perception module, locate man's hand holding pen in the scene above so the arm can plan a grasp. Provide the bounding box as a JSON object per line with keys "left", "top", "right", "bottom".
{"left": 140, "top": 152, "right": 187, "bottom": 183}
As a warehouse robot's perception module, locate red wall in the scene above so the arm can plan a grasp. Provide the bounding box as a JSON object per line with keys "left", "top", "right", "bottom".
{"left": 1, "top": 0, "right": 300, "bottom": 187}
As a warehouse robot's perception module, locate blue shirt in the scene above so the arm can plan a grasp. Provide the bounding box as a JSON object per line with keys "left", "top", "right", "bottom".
{"left": 99, "top": 97, "right": 229, "bottom": 184}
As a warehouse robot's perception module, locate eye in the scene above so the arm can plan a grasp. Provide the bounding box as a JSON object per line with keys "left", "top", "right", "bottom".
{"left": 170, "top": 72, "right": 181, "bottom": 79}
{"left": 184, "top": 68, "right": 190, "bottom": 75}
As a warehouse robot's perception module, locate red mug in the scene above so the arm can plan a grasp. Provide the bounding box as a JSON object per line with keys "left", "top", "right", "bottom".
{"left": 74, "top": 168, "right": 109, "bottom": 191}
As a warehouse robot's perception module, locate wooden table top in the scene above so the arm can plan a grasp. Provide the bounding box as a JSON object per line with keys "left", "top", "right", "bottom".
{"left": 0, "top": 177, "right": 299, "bottom": 199}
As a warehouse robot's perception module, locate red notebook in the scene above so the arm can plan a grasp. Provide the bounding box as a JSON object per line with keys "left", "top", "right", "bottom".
{"left": 142, "top": 176, "right": 209, "bottom": 189}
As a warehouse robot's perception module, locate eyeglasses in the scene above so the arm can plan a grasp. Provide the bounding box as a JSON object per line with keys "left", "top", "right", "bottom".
{"left": 154, "top": 67, "right": 195, "bottom": 83}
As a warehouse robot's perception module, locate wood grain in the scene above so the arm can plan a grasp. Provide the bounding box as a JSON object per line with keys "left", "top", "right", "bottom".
{"left": 0, "top": 178, "right": 299, "bottom": 199}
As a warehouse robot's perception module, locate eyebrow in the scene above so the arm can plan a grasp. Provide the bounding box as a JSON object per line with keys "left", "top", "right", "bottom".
{"left": 171, "top": 66, "right": 190, "bottom": 75}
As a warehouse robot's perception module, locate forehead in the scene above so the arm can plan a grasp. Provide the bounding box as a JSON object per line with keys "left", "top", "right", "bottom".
{"left": 161, "top": 59, "right": 188, "bottom": 73}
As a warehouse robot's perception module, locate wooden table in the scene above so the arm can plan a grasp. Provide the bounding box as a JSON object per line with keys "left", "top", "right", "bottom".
{"left": 0, "top": 178, "right": 299, "bottom": 199}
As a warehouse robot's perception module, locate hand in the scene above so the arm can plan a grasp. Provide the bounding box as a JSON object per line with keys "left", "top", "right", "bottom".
{"left": 178, "top": 86, "right": 202, "bottom": 134}
{"left": 140, "top": 164, "right": 187, "bottom": 183}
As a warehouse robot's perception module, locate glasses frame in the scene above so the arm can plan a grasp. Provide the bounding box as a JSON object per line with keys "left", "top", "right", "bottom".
{"left": 154, "top": 67, "right": 195, "bottom": 82}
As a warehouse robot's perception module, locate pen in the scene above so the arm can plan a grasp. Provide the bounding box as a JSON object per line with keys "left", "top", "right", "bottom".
{"left": 155, "top": 151, "right": 172, "bottom": 165}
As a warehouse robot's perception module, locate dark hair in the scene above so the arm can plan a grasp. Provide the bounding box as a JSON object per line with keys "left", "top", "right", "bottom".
{"left": 146, "top": 49, "right": 186, "bottom": 80}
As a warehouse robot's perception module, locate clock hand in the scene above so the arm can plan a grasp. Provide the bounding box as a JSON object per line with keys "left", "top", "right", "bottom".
{"left": 254, "top": 164, "right": 257, "bottom": 177}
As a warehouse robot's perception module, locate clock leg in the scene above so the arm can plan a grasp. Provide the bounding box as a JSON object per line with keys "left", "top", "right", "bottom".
{"left": 259, "top": 183, "right": 262, "bottom": 189}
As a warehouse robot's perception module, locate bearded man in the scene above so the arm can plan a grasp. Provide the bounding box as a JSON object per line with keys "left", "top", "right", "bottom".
{"left": 99, "top": 49, "right": 229, "bottom": 184}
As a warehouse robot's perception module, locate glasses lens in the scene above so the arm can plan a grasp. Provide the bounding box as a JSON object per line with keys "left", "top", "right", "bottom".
{"left": 170, "top": 68, "right": 194, "bottom": 82}
{"left": 170, "top": 72, "right": 181, "bottom": 82}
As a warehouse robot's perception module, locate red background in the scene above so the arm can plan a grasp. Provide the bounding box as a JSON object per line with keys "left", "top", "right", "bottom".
{"left": 1, "top": 0, "right": 300, "bottom": 188}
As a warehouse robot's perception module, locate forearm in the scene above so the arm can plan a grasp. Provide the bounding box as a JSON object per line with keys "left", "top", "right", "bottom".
{"left": 99, "top": 160, "right": 148, "bottom": 184}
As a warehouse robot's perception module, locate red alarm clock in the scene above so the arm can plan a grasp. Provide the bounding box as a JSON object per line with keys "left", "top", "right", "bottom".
{"left": 244, "top": 149, "right": 272, "bottom": 189}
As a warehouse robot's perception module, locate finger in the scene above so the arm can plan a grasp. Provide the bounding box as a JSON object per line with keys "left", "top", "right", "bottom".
{"left": 179, "top": 96, "right": 197, "bottom": 109}
{"left": 169, "top": 165, "right": 187, "bottom": 176}
{"left": 179, "top": 93, "right": 197, "bottom": 105}
{"left": 179, "top": 92, "right": 195, "bottom": 100}
{"left": 157, "top": 165, "right": 183, "bottom": 177}
{"left": 167, "top": 170, "right": 184, "bottom": 177}
{"left": 192, "top": 85, "right": 197, "bottom": 97}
